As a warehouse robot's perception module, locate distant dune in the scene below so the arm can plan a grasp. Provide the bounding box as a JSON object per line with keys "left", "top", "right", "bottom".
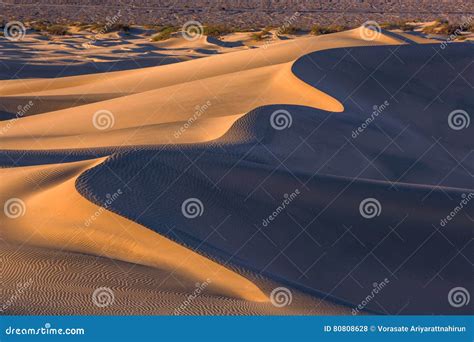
{"left": 0, "top": 25, "right": 472, "bottom": 315}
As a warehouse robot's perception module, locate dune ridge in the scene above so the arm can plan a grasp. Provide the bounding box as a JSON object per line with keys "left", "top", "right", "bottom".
{"left": 1, "top": 28, "right": 472, "bottom": 315}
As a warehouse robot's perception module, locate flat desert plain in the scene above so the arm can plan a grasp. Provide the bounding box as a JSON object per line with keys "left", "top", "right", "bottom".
{"left": 0, "top": 23, "right": 472, "bottom": 315}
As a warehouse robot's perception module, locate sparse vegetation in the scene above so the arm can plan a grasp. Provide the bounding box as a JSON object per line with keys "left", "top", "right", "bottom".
{"left": 202, "top": 24, "right": 234, "bottom": 37}
{"left": 468, "top": 23, "right": 474, "bottom": 33}
{"left": 150, "top": 25, "right": 178, "bottom": 41}
{"left": 422, "top": 21, "right": 460, "bottom": 35}
{"left": 311, "top": 24, "right": 347, "bottom": 35}
{"left": 30, "top": 21, "right": 70, "bottom": 35}
{"left": 85, "top": 23, "right": 130, "bottom": 33}
{"left": 251, "top": 29, "right": 270, "bottom": 41}
{"left": 45, "top": 24, "right": 70, "bottom": 35}
{"left": 278, "top": 25, "right": 299, "bottom": 35}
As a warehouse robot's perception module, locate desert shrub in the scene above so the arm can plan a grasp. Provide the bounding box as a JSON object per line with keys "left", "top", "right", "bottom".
{"left": 422, "top": 22, "right": 459, "bottom": 35}
{"left": 87, "top": 23, "right": 130, "bottom": 33}
{"left": 45, "top": 24, "right": 70, "bottom": 35}
{"left": 311, "top": 24, "right": 347, "bottom": 35}
{"left": 29, "top": 21, "right": 70, "bottom": 35}
{"left": 203, "top": 24, "right": 234, "bottom": 37}
{"left": 151, "top": 26, "right": 178, "bottom": 41}
{"left": 278, "top": 25, "right": 299, "bottom": 35}
{"left": 468, "top": 22, "right": 474, "bottom": 32}
{"left": 109, "top": 24, "right": 130, "bottom": 32}
{"left": 251, "top": 29, "right": 270, "bottom": 41}
{"left": 30, "top": 20, "right": 49, "bottom": 32}
{"left": 76, "top": 23, "right": 92, "bottom": 30}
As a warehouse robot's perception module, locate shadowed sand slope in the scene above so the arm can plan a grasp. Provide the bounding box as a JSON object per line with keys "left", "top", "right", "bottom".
{"left": 0, "top": 28, "right": 472, "bottom": 315}
{"left": 75, "top": 44, "right": 473, "bottom": 315}
{"left": 0, "top": 159, "right": 268, "bottom": 303}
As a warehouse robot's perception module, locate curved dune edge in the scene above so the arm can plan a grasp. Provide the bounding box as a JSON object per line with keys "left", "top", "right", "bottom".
{"left": 0, "top": 28, "right": 409, "bottom": 151}
{"left": 0, "top": 29, "right": 422, "bottom": 308}
{"left": 0, "top": 158, "right": 268, "bottom": 302}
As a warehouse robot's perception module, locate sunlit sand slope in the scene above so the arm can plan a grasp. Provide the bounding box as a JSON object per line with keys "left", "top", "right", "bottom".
{"left": 1, "top": 28, "right": 471, "bottom": 315}
{"left": 76, "top": 44, "right": 473, "bottom": 315}
{"left": 0, "top": 28, "right": 404, "bottom": 149}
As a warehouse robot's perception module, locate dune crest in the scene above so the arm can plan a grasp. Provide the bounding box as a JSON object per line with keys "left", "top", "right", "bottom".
{"left": 0, "top": 28, "right": 406, "bottom": 150}
{"left": 0, "top": 159, "right": 267, "bottom": 302}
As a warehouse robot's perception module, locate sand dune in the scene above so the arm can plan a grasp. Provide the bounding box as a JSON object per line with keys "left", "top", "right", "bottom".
{"left": 0, "top": 28, "right": 401, "bottom": 149}
{"left": 0, "top": 159, "right": 268, "bottom": 302}
{"left": 1, "top": 27, "right": 472, "bottom": 315}
{"left": 1, "top": 242, "right": 349, "bottom": 315}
